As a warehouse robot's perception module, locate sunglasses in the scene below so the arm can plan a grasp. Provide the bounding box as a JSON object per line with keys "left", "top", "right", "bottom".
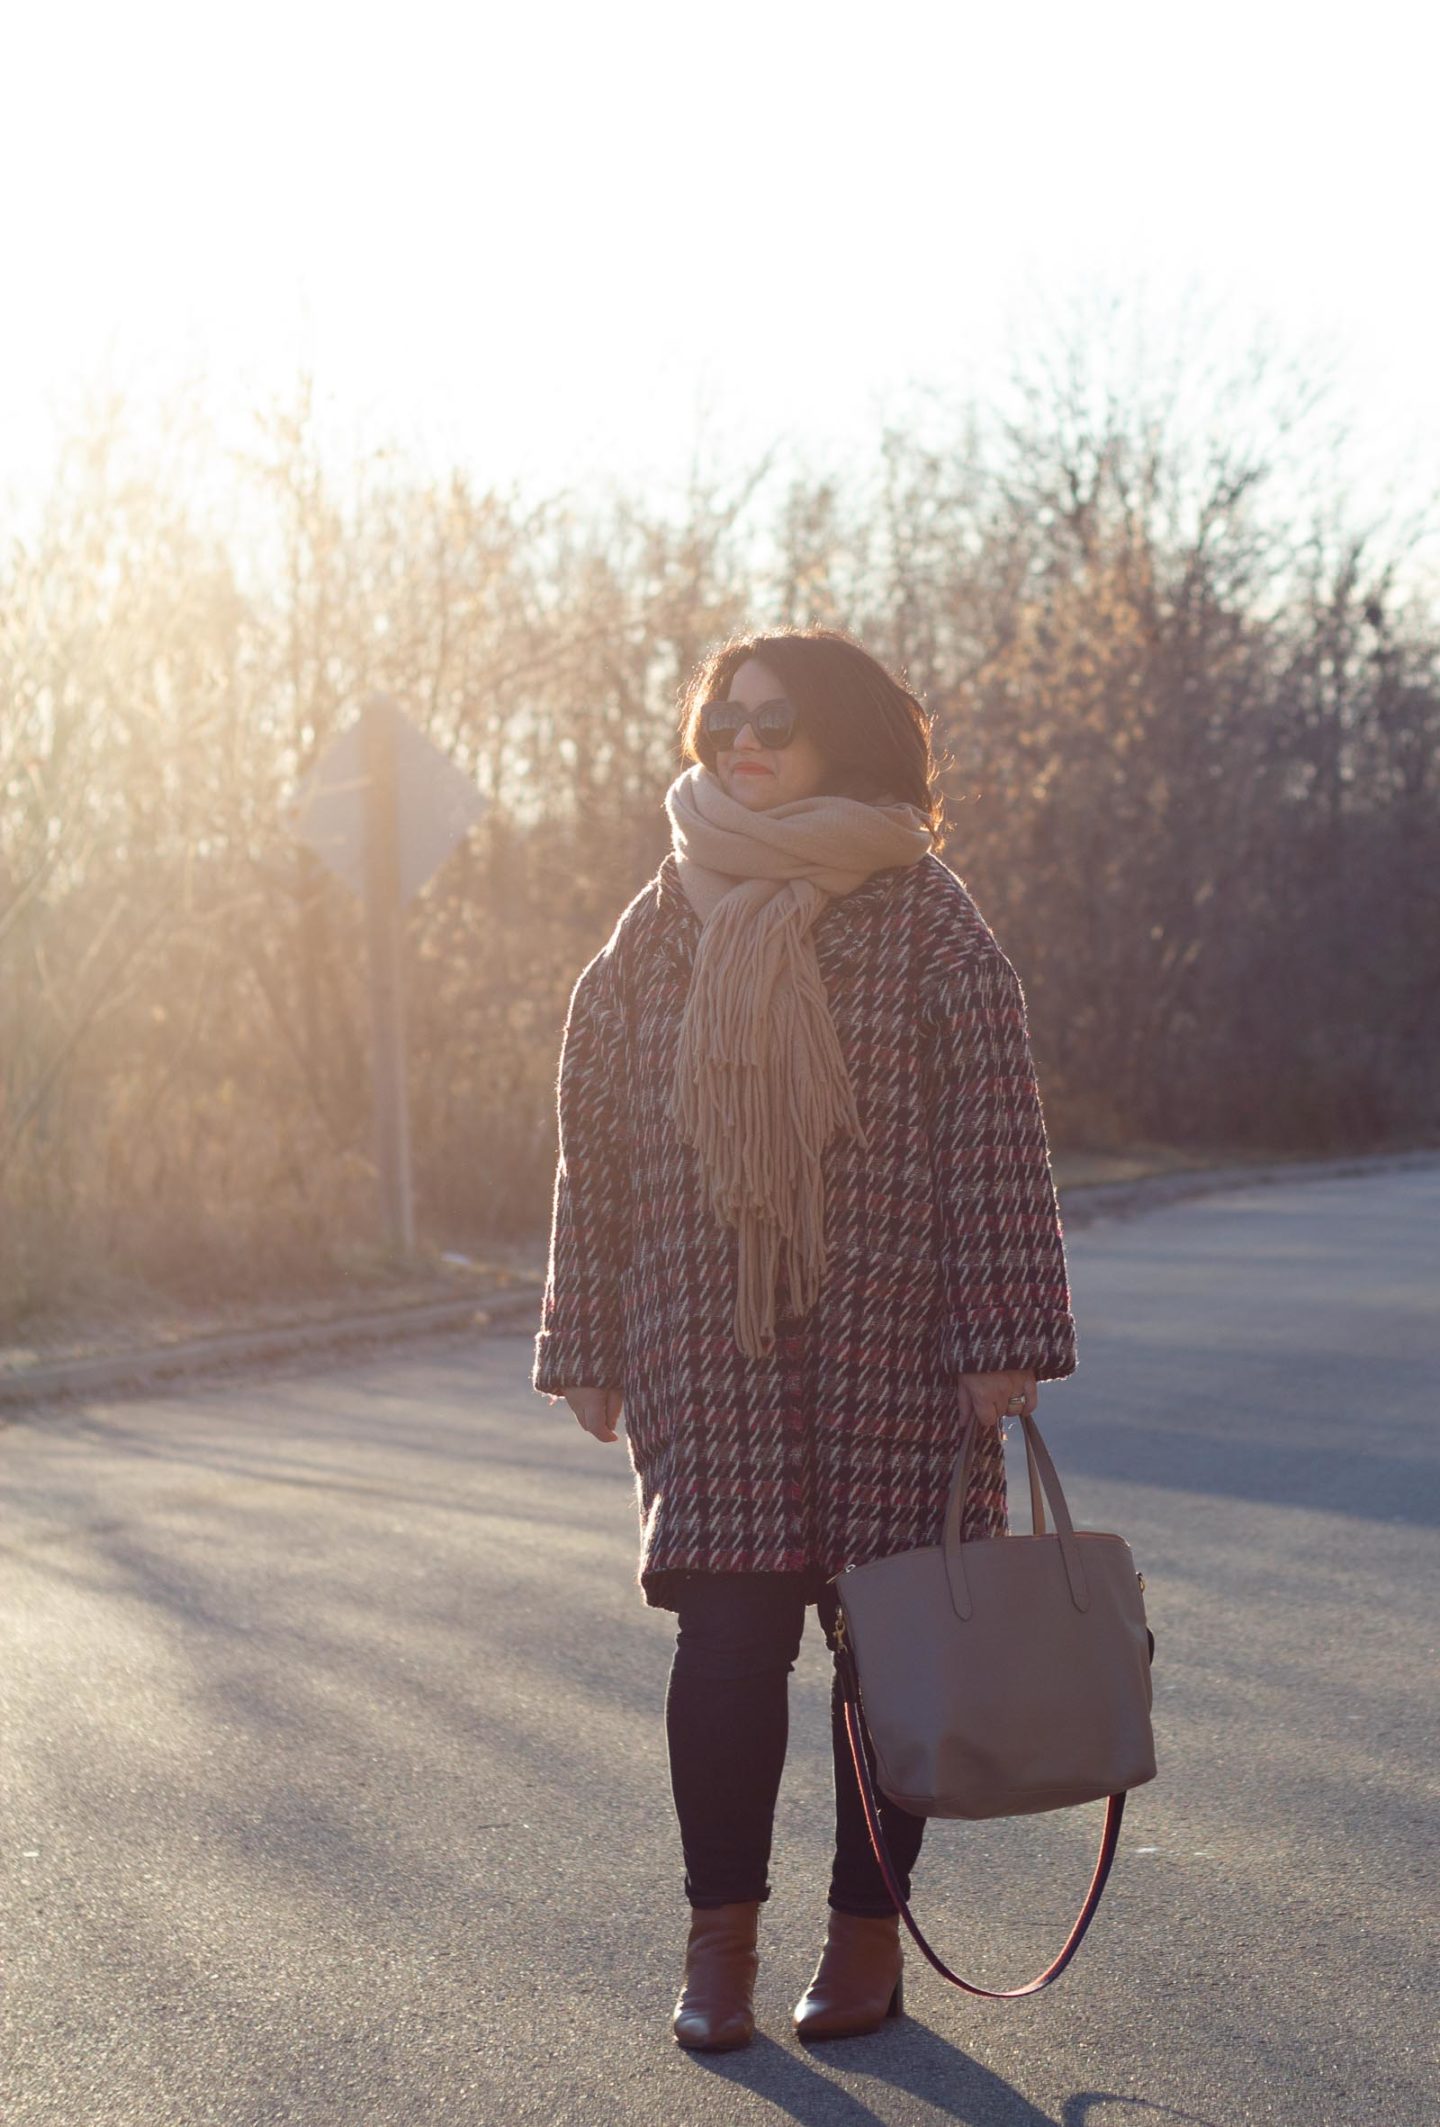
{"left": 699, "top": 696, "right": 802, "bottom": 751}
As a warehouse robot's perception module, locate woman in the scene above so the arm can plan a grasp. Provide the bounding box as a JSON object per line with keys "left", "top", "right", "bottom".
{"left": 532, "top": 626, "right": 1078, "bottom": 2050}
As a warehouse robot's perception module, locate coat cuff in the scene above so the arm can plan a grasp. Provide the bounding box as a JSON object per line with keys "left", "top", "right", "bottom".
{"left": 941, "top": 1308, "right": 1078, "bottom": 1383}
{"left": 532, "top": 1326, "right": 625, "bottom": 1398}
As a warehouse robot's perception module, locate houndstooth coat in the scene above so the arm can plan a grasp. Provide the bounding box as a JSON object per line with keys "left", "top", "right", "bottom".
{"left": 531, "top": 849, "right": 1078, "bottom": 1611}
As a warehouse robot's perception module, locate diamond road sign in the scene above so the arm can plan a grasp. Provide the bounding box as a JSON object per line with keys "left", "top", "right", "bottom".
{"left": 285, "top": 697, "right": 487, "bottom": 905}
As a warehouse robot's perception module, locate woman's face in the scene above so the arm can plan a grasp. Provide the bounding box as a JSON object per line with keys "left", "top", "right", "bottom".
{"left": 710, "top": 657, "right": 831, "bottom": 809}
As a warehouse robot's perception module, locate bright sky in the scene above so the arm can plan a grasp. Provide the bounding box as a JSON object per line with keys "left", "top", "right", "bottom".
{"left": 6, "top": 0, "right": 1438, "bottom": 562}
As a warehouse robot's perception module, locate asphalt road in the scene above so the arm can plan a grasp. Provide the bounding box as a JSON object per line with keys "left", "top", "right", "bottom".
{"left": 4, "top": 1160, "right": 1438, "bottom": 2127}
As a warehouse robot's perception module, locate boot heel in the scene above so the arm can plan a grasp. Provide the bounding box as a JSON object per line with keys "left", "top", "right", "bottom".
{"left": 887, "top": 1972, "right": 904, "bottom": 2018}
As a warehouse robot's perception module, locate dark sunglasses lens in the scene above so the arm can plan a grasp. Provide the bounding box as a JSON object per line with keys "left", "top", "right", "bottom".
{"left": 700, "top": 705, "right": 740, "bottom": 746}
{"left": 756, "top": 704, "right": 796, "bottom": 746}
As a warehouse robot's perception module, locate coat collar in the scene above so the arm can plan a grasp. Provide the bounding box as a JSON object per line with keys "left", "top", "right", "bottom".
{"left": 652, "top": 850, "right": 911, "bottom": 984}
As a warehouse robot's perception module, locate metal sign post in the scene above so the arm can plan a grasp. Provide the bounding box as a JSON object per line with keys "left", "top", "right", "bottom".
{"left": 285, "top": 692, "right": 488, "bottom": 1258}
{"left": 360, "top": 698, "right": 415, "bottom": 1254}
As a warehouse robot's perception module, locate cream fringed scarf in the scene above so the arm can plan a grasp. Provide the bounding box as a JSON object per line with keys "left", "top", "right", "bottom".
{"left": 664, "top": 762, "right": 934, "bottom": 1360}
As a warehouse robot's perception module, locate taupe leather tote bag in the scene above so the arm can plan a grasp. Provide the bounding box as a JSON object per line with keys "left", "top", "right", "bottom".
{"left": 831, "top": 1404, "right": 1157, "bottom": 1998}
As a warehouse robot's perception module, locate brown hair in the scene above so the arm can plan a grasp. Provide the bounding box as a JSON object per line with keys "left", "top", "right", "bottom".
{"left": 676, "top": 625, "right": 943, "bottom": 832}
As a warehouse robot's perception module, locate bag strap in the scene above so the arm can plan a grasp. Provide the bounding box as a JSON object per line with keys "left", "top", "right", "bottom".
{"left": 834, "top": 1632, "right": 1127, "bottom": 1999}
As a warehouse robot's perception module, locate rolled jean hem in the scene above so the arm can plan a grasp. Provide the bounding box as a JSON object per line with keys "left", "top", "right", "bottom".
{"left": 685, "top": 1886, "right": 772, "bottom": 1908}
{"left": 828, "top": 1894, "right": 906, "bottom": 1918}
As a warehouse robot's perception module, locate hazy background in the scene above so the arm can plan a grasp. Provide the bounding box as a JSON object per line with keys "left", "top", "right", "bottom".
{"left": 4, "top": 0, "right": 1438, "bottom": 1340}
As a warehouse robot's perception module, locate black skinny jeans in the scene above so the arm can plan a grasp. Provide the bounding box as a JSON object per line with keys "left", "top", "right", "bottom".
{"left": 664, "top": 1570, "right": 925, "bottom": 1917}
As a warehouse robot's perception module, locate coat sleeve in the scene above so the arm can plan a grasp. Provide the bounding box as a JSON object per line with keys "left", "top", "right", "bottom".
{"left": 920, "top": 942, "right": 1078, "bottom": 1383}
{"left": 531, "top": 942, "right": 632, "bottom": 1399}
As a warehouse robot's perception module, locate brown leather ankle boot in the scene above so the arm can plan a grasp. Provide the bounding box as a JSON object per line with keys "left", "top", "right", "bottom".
{"left": 672, "top": 1900, "right": 761, "bottom": 2050}
{"left": 793, "top": 1908, "right": 904, "bottom": 2040}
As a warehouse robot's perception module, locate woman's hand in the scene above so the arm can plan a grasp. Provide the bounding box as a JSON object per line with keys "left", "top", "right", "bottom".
{"left": 959, "top": 1367, "right": 1038, "bottom": 1431}
{"left": 562, "top": 1384, "right": 625, "bottom": 1443}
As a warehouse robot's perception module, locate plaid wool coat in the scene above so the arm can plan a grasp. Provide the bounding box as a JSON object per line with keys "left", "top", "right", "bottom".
{"left": 531, "top": 849, "right": 1078, "bottom": 1611}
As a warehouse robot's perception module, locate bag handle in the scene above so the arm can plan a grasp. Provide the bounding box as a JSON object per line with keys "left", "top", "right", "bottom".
{"left": 1024, "top": 1417, "right": 1048, "bottom": 1536}
{"left": 953, "top": 1395, "right": 1049, "bottom": 1535}
{"left": 944, "top": 1407, "right": 1091, "bottom": 1620}
{"left": 833, "top": 1622, "right": 1129, "bottom": 1999}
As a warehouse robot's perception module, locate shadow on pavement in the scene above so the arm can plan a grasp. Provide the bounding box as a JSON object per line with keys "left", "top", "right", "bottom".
{"left": 681, "top": 2023, "right": 1049, "bottom": 2123}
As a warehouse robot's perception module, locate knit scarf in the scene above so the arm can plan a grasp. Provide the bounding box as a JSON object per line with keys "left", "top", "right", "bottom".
{"left": 664, "top": 761, "right": 934, "bottom": 1359}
